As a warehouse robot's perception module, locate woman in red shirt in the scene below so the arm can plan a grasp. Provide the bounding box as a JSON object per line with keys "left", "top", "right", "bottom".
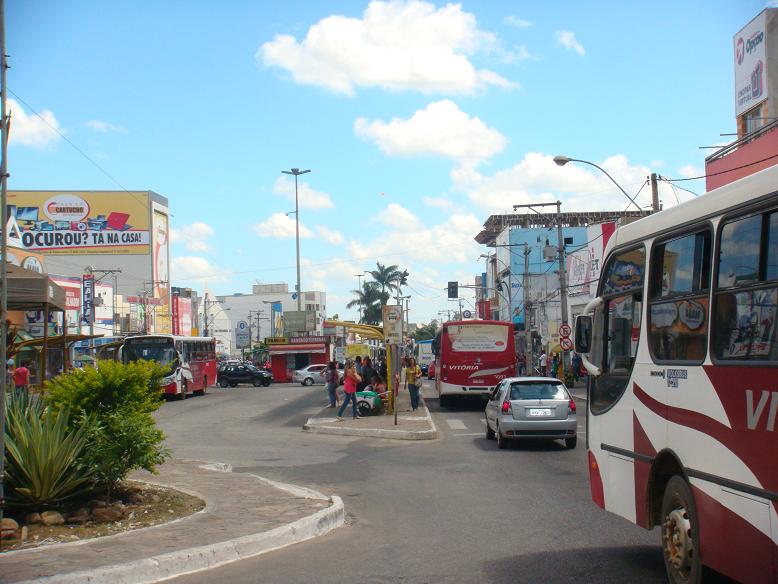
{"left": 337, "top": 359, "right": 362, "bottom": 421}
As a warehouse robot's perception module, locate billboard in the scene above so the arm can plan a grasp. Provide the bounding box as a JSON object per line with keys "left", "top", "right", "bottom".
{"left": 283, "top": 310, "right": 316, "bottom": 335}
{"left": 735, "top": 11, "right": 769, "bottom": 116}
{"left": 7, "top": 191, "right": 151, "bottom": 255}
{"left": 152, "top": 207, "right": 169, "bottom": 305}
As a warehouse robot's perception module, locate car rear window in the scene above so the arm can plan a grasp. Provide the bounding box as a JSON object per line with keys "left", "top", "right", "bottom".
{"left": 509, "top": 383, "right": 567, "bottom": 401}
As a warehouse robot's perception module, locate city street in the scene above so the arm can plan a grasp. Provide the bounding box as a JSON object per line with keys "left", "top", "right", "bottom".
{"left": 155, "top": 381, "right": 666, "bottom": 584}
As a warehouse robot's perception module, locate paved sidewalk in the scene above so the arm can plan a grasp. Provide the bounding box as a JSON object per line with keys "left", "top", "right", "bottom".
{"left": 303, "top": 381, "right": 437, "bottom": 440}
{"left": 0, "top": 460, "right": 344, "bottom": 584}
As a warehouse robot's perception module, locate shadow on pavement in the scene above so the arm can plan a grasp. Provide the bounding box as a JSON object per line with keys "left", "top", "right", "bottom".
{"left": 426, "top": 395, "right": 488, "bottom": 413}
{"left": 472, "top": 435, "right": 572, "bottom": 453}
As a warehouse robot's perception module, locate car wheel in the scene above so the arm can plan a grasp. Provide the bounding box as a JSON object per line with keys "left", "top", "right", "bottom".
{"left": 357, "top": 402, "right": 372, "bottom": 417}
{"left": 229, "top": 382, "right": 237, "bottom": 388}
{"left": 661, "top": 476, "right": 702, "bottom": 584}
{"left": 219, "top": 379, "right": 228, "bottom": 388}
{"left": 303, "top": 377, "right": 313, "bottom": 386}
{"left": 252, "top": 378, "right": 262, "bottom": 387}
{"left": 262, "top": 379, "right": 271, "bottom": 387}
{"left": 496, "top": 423, "right": 508, "bottom": 449}
{"left": 485, "top": 418, "right": 495, "bottom": 440}
{"left": 565, "top": 436, "right": 577, "bottom": 449}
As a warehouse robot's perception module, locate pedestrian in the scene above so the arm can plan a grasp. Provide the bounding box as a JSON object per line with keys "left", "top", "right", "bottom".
{"left": 571, "top": 352, "right": 582, "bottom": 383}
{"left": 539, "top": 350, "right": 547, "bottom": 376}
{"left": 337, "top": 359, "right": 362, "bottom": 421}
{"left": 551, "top": 354, "right": 559, "bottom": 378}
{"left": 360, "top": 357, "right": 376, "bottom": 392}
{"left": 403, "top": 357, "right": 422, "bottom": 411}
{"left": 6, "top": 357, "right": 13, "bottom": 390}
{"left": 379, "top": 358, "right": 388, "bottom": 380}
{"left": 355, "top": 355, "right": 363, "bottom": 377}
{"left": 324, "top": 361, "right": 339, "bottom": 408}
{"left": 13, "top": 361, "right": 30, "bottom": 395}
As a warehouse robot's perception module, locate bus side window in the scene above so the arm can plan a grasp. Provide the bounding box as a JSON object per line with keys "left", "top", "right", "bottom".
{"left": 713, "top": 211, "right": 778, "bottom": 361}
{"left": 591, "top": 246, "right": 645, "bottom": 415}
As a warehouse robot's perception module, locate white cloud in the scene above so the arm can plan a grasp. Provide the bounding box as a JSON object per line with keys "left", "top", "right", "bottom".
{"left": 423, "top": 196, "right": 455, "bottom": 211}
{"left": 504, "top": 16, "right": 532, "bottom": 28}
{"left": 253, "top": 212, "right": 313, "bottom": 238}
{"left": 273, "top": 176, "right": 335, "bottom": 209}
{"left": 171, "top": 256, "right": 228, "bottom": 283}
{"left": 7, "top": 98, "right": 62, "bottom": 148}
{"left": 555, "top": 30, "right": 585, "bottom": 56}
{"left": 650, "top": 160, "right": 664, "bottom": 168}
{"left": 315, "top": 225, "right": 344, "bottom": 245}
{"left": 498, "top": 45, "right": 537, "bottom": 63}
{"left": 355, "top": 100, "right": 506, "bottom": 166}
{"left": 171, "top": 221, "right": 215, "bottom": 252}
{"left": 85, "top": 120, "right": 127, "bottom": 134}
{"left": 258, "top": 0, "right": 516, "bottom": 95}
{"left": 376, "top": 203, "right": 424, "bottom": 231}
{"left": 463, "top": 152, "right": 662, "bottom": 213}
{"left": 677, "top": 165, "right": 702, "bottom": 179}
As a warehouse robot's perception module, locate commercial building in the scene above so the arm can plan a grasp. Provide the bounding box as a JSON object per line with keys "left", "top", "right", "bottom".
{"left": 7, "top": 190, "right": 171, "bottom": 335}
{"left": 705, "top": 8, "right": 778, "bottom": 189}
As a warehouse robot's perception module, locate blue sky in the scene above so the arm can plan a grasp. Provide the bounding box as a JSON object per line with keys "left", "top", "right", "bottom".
{"left": 6, "top": 0, "right": 770, "bottom": 322}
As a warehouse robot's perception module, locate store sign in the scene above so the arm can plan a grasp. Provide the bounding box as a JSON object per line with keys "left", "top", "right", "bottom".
{"left": 82, "top": 274, "right": 94, "bottom": 324}
{"left": 8, "top": 190, "right": 151, "bottom": 254}
{"left": 734, "top": 11, "right": 769, "bottom": 116}
{"left": 265, "top": 337, "right": 288, "bottom": 344}
{"left": 289, "top": 336, "right": 327, "bottom": 344}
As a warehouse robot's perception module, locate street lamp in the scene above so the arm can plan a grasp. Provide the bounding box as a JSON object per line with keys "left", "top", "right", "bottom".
{"left": 281, "top": 168, "right": 310, "bottom": 312}
{"left": 553, "top": 155, "right": 642, "bottom": 211}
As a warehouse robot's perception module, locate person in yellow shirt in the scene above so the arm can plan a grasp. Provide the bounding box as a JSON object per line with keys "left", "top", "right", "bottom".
{"left": 403, "top": 357, "right": 422, "bottom": 411}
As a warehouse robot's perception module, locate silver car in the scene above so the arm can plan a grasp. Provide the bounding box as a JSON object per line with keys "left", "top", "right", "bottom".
{"left": 293, "top": 364, "right": 327, "bottom": 386}
{"left": 484, "top": 377, "right": 578, "bottom": 450}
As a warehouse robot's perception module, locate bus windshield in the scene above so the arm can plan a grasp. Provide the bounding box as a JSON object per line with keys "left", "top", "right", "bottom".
{"left": 123, "top": 338, "right": 178, "bottom": 371}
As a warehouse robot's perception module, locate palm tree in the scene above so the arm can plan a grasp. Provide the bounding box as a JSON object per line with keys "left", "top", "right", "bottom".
{"left": 368, "top": 262, "right": 409, "bottom": 298}
{"left": 346, "top": 281, "right": 383, "bottom": 324}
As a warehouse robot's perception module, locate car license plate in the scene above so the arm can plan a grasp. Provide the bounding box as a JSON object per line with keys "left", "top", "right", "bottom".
{"left": 529, "top": 408, "right": 552, "bottom": 416}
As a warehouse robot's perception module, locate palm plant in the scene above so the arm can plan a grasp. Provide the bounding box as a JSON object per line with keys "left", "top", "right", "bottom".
{"left": 368, "top": 262, "right": 404, "bottom": 297}
{"left": 347, "top": 281, "right": 383, "bottom": 324}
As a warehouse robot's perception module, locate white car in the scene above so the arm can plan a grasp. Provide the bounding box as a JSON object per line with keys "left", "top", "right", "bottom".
{"left": 293, "top": 364, "right": 328, "bottom": 386}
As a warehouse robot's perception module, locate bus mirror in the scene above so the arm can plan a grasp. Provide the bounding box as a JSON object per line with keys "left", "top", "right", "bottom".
{"left": 575, "top": 316, "right": 592, "bottom": 354}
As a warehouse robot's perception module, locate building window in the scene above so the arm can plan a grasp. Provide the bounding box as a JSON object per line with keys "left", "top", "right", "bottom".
{"left": 743, "top": 104, "right": 764, "bottom": 135}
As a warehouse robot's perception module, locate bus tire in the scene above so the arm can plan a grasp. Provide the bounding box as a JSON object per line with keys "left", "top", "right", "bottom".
{"left": 195, "top": 377, "right": 206, "bottom": 396}
{"left": 661, "top": 476, "right": 702, "bottom": 584}
{"left": 178, "top": 380, "right": 187, "bottom": 400}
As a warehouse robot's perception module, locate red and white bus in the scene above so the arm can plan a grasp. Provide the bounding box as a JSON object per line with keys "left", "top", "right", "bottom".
{"left": 432, "top": 320, "right": 516, "bottom": 407}
{"left": 575, "top": 165, "right": 778, "bottom": 584}
{"left": 122, "top": 335, "right": 217, "bottom": 399}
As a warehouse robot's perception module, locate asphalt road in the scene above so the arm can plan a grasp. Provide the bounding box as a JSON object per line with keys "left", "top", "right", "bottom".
{"left": 155, "top": 381, "right": 667, "bottom": 584}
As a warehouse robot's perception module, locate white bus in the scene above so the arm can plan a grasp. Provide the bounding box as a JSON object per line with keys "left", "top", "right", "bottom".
{"left": 575, "top": 164, "right": 778, "bottom": 584}
{"left": 413, "top": 339, "right": 434, "bottom": 373}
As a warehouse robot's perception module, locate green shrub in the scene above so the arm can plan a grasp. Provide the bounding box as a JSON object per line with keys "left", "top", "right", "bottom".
{"left": 4, "top": 391, "right": 94, "bottom": 509}
{"left": 44, "top": 360, "right": 170, "bottom": 502}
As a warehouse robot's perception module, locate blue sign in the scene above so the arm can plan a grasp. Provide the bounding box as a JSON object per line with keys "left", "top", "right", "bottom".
{"left": 82, "top": 274, "right": 94, "bottom": 324}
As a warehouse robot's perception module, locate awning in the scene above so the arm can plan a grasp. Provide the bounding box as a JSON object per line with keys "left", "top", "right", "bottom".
{"left": 268, "top": 343, "right": 326, "bottom": 355}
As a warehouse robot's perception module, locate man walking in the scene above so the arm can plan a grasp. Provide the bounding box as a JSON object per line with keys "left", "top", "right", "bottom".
{"left": 13, "top": 361, "right": 30, "bottom": 395}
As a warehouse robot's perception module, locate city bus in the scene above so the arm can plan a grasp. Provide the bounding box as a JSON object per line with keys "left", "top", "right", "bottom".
{"left": 574, "top": 165, "right": 778, "bottom": 584}
{"left": 413, "top": 339, "right": 434, "bottom": 374}
{"left": 432, "top": 320, "right": 515, "bottom": 407}
{"left": 122, "top": 334, "right": 217, "bottom": 399}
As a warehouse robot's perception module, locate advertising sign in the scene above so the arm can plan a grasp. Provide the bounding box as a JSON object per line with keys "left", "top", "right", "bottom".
{"left": 82, "top": 274, "right": 94, "bottom": 324}
{"left": 152, "top": 207, "right": 170, "bottom": 306}
{"left": 236, "top": 320, "right": 251, "bottom": 349}
{"left": 734, "top": 11, "right": 769, "bottom": 116}
{"left": 283, "top": 310, "right": 316, "bottom": 335}
{"left": 383, "top": 305, "right": 402, "bottom": 344}
{"left": 271, "top": 302, "right": 283, "bottom": 337}
{"left": 8, "top": 191, "right": 151, "bottom": 255}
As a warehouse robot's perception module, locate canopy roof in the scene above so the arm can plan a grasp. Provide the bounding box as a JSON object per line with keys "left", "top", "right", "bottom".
{"left": 323, "top": 320, "right": 383, "bottom": 341}
{"left": 7, "top": 264, "right": 67, "bottom": 311}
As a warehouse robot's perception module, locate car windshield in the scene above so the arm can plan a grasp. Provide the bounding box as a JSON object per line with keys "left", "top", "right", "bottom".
{"left": 509, "top": 382, "right": 567, "bottom": 401}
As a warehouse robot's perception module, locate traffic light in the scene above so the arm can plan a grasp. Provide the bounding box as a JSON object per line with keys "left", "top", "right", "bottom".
{"left": 447, "top": 281, "right": 458, "bottom": 299}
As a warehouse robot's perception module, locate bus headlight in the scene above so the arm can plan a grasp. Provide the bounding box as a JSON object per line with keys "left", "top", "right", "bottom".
{"left": 162, "top": 374, "right": 176, "bottom": 385}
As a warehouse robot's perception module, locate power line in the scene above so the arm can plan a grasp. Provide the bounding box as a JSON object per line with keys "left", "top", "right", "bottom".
{"left": 662, "top": 152, "right": 778, "bottom": 182}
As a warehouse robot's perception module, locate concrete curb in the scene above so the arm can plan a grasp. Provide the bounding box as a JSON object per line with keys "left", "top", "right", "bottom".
{"left": 15, "top": 471, "right": 345, "bottom": 584}
{"left": 302, "top": 402, "right": 438, "bottom": 441}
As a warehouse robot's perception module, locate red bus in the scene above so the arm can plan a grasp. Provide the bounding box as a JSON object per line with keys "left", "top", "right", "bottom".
{"left": 432, "top": 320, "right": 516, "bottom": 407}
{"left": 122, "top": 335, "right": 216, "bottom": 399}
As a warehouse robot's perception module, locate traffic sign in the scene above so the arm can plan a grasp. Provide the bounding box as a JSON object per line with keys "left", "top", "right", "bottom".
{"left": 462, "top": 309, "right": 472, "bottom": 319}
{"left": 559, "top": 323, "right": 572, "bottom": 337}
{"left": 236, "top": 320, "right": 251, "bottom": 349}
{"left": 560, "top": 337, "right": 573, "bottom": 351}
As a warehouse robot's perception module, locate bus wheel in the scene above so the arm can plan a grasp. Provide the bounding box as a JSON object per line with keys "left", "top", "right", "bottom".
{"left": 661, "top": 476, "right": 702, "bottom": 584}
{"left": 195, "top": 378, "right": 206, "bottom": 396}
{"left": 178, "top": 380, "right": 187, "bottom": 400}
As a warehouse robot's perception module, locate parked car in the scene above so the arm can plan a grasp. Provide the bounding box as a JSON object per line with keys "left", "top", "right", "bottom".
{"left": 427, "top": 360, "right": 436, "bottom": 379}
{"left": 293, "top": 364, "right": 328, "bottom": 386}
{"left": 420, "top": 363, "right": 429, "bottom": 376}
{"left": 218, "top": 363, "right": 273, "bottom": 388}
{"left": 484, "top": 377, "right": 577, "bottom": 450}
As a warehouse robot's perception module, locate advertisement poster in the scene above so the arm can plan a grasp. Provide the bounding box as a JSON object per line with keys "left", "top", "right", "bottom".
{"left": 725, "top": 289, "right": 777, "bottom": 358}
{"left": 734, "top": 11, "right": 768, "bottom": 116}
{"left": 152, "top": 208, "right": 169, "bottom": 305}
{"left": 7, "top": 191, "right": 151, "bottom": 255}
{"left": 449, "top": 324, "right": 508, "bottom": 352}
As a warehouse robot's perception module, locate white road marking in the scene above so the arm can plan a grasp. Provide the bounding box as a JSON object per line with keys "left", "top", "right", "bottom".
{"left": 479, "top": 418, "right": 486, "bottom": 425}
{"left": 446, "top": 419, "right": 467, "bottom": 430}
{"left": 454, "top": 433, "right": 484, "bottom": 437}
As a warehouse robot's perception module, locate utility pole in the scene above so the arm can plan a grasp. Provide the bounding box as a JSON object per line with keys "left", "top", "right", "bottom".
{"left": 91, "top": 268, "right": 121, "bottom": 338}
{"left": 555, "top": 200, "right": 570, "bottom": 372}
{"left": 0, "top": 0, "right": 9, "bottom": 529}
{"left": 354, "top": 273, "right": 364, "bottom": 322}
{"left": 524, "top": 246, "right": 532, "bottom": 376}
{"left": 650, "top": 172, "right": 660, "bottom": 212}
{"left": 281, "top": 168, "right": 310, "bottom": 312}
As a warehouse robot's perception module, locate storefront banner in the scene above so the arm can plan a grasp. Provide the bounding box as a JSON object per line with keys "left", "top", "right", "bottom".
{"left": 735, "top": 11, "right": 769, "bottom": 116}
{"left": 82, "top": 274, "right": 94, "bottom": 324}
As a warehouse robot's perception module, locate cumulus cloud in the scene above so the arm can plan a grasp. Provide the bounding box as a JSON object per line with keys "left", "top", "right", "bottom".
{"left": 677, "top": 165, "right": 702, "bottom": 179}
{"left": 376, "top": 203, "right": 424, "bottom": 231}
{"left": 171, "top": 256, "right": 228, "bottom": 283}
{"left": 462, "top": 152, "right": 663, "bottom": 213}
{"left": 504, "top": 16, "right": 533, "bottom": 28}
{"left": 258, "top": 0, "right": 516, "bottom": 95}
{"left": 423, "top": 196, "right": 455, "bottom": 211}
{"left": 85, "top": 120, "right": 127, "bottom": 134}
{"left": 253, "top": 212, "right": 313, "bottom": 238}
{"left": 555, "top": 30, "right": 585, "bottom": 56}
{"left": 315, "top": 225, "right": 344, "bottom": 245}
{"left": 7, "top": 98, "right": 62, "bottom": 148}
{"left": 171, "top": 221, "right": 215, "bottom": 252}
{"left": 355, "top": 100, "right": 506, "bottom": 166}
{"left": 273, "top": 176, "right": 335, "bottom": 209}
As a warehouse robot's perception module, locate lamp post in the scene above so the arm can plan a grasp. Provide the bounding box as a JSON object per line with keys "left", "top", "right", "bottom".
{"left": 553, "top": 155, "right": 645, "bottom": 211}
{"left": 281, "top": 168, "right": 310, "bottom": 312}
